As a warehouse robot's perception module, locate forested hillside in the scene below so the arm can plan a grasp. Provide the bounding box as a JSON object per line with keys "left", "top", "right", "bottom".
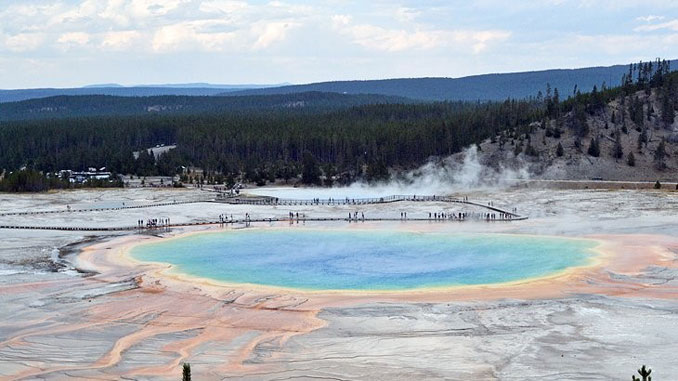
{"left": 471, "top": 60, "right": 678, "bottom": 181}
{"left": 0, "top": 92, "right": 410, "bottom": 121}
{"left": 0, "top": 60, "right": 675, "bottom": 189}
{"left": 0, "top": 100, "right": 540, "bottom": 185}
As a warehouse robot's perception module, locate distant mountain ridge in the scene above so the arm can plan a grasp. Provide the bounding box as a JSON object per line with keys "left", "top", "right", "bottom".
{"left": 0, "top": 84, "right": 286, "bottom": 103}
{"left": 131, "top": 83, "right": 290, "bottom": 89}
{"left": 0, "top": 92, "right": 411, "bottom": 121}
{"left": 2, "top": 60, "right": 675, "bottom": 103}
{"left": 226, "top": 61, "right": 677, "bottom": 101}
{"left": 82, "top": 83, "right": 289, "bottom": 89}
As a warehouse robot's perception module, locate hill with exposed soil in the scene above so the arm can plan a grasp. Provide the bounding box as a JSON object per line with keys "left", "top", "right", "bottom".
{"left": 471, "top": 86, "right": 678, "bottom": 182}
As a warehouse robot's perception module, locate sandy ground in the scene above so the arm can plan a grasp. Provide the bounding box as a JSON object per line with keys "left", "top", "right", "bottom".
{"left": 1, "top": 186, "right": 677, "bottom": 380}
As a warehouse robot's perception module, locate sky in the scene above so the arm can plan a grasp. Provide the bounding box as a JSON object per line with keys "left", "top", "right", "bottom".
{"left": 1, "top": 0, "right": 678, "bottom": 89}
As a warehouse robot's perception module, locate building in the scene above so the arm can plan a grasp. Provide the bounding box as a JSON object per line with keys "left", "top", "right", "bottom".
{"left": 58, "top": 168, "right": 113, "bottom": 183}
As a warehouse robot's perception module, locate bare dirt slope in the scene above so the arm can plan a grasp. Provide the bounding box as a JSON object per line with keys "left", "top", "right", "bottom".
{"left": 473, "top": 88, "right": 678, "bottom": 182}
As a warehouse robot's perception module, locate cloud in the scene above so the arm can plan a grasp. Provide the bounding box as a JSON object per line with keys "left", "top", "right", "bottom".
{"left": 2, "top": 33, "right": 44, "bottom": 52}
{"left": 151, "top": 20, "right": 237, "bottom": 52}
{"left": 57, "top": 32, "right": 90, "bottom": 46}
{"left": 636, "top": 15, "right": 665, "bottom": 23}
{"left": 546, "top": 32, "right": 678, "bottom": 58}
{"left": 149, "top": 18, "right": 301, "bottom": 53}
{"left": 198, "top": 0, "right": 248, "bottom": 14}
{"left": 571, "top": 0, "right": 678, "bottom": 9}
{"left": 342, "top": 24, "right": 441, "bottom": 52}
{"left": 252, "top": 21, "right": 299, "bottom": 50}
{"left": 331, "top": 14, "right": 351, "bottom": 28}
{"left": 393, "top": 7, "right": 421, "bottom": 23}
{"left": 101, "top": 30, "right": 141, "bottom": 50}
{"left": 127, "top": 0, "right": 186, "bottom": 18}
{"left": 634, "top": 19, "right": 678, "bottom": 32}
{"left": 0, "top": 0, "right": 307, "bottom": 55}
{"left": 99, "top": 0, "right": 131, "bottom": 27}
{"left": 332, "top": 16, "right": 510, "bottom": 53}
{"left": 50, "top": 0, "right": 99, "bottom": 26}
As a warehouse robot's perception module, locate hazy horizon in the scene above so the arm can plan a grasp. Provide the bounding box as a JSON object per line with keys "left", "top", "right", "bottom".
{"left": 3, "top": 59, "right": 676, "bottom": 91}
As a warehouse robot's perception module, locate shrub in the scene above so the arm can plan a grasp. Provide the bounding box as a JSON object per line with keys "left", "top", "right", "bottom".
{"left": 631, "top": 365, "right": 651, "bottom": 381}
{"left": 556, "top": 142, "right": 564, "bottom": 157}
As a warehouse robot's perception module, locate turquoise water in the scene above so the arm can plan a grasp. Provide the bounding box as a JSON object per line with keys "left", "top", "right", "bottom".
{"left": 130, "top": 230, "right": 596, "bottom": 291}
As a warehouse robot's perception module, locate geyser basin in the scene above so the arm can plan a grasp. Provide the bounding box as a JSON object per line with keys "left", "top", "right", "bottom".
{"left": 130, "top": 230, "right": 596, "bottom": 291}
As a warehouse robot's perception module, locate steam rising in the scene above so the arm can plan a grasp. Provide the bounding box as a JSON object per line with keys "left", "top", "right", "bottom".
{"left": 249, "top": 146, "right": 531, "bottom": 199}
{"left": 383, "top": 145, "right": 531, "bottom": 195}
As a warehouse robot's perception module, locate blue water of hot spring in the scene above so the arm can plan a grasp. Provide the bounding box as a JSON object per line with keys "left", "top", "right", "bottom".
{"left": 130, "top": 230, "right": 595, "bottom": 291}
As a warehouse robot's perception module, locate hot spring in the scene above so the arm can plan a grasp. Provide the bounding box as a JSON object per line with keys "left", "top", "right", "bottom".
{"left": 130, "top": 230, "right": 596, "bottom": 291}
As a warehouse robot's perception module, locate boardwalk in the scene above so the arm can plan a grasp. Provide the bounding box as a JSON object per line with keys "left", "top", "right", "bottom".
{"left": 0, "top": 194, "right": 526, "bottom": 232}
{"left": 0, "top": 200, "right": 208, "bottom": 217}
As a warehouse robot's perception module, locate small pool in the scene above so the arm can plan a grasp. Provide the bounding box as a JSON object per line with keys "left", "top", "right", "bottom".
{"left": 130, "top": 230, "right": 596, "bottom": 291}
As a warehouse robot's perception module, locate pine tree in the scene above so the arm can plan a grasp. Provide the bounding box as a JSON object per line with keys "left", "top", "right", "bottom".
{"left": 654, "top": 138, "right": 667, "bottom": 169}
{"left": 556, "top": 142, "right": 564, "bottom": 157}
{"left": 366, "top": 159, "right": 389, "bottom": 182}
{"left": 627, "top": 151, "right": 635, "bottom": 166}
{"left": 513, "top": 142, "right": 523, "bottom": 156}
{"left": 661, "top": 92, "right": 675, "bottom": 127}
{"left": 301, "top": 151, "right": 321, "bottom": 185}
{"left": 182, "top": 363, "right": 191, "bottom": 381}
{"left": 524, "top": 143, "right": 537, "bottom": 156}
{"left": 587, "top": 138, "right": 600, "bottom": 157}
{"left": 553, "top": 123, "right": 562, "bottom": 138}
{"left": 612, "top": 133, "right": 624, "bottom": 159}
{"left": 572, "top": 103, "right": 589, "bottom": 137}
{"left": 638, "top": 128, "right": 648, "bottom": 151}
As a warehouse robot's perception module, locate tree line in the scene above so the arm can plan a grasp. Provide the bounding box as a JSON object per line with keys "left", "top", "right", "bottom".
{"left": 0, "top": 99, "right": 542, "bottom": 186}
{"left": 0, "top": 169, "right": 123, "bottom": 192}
